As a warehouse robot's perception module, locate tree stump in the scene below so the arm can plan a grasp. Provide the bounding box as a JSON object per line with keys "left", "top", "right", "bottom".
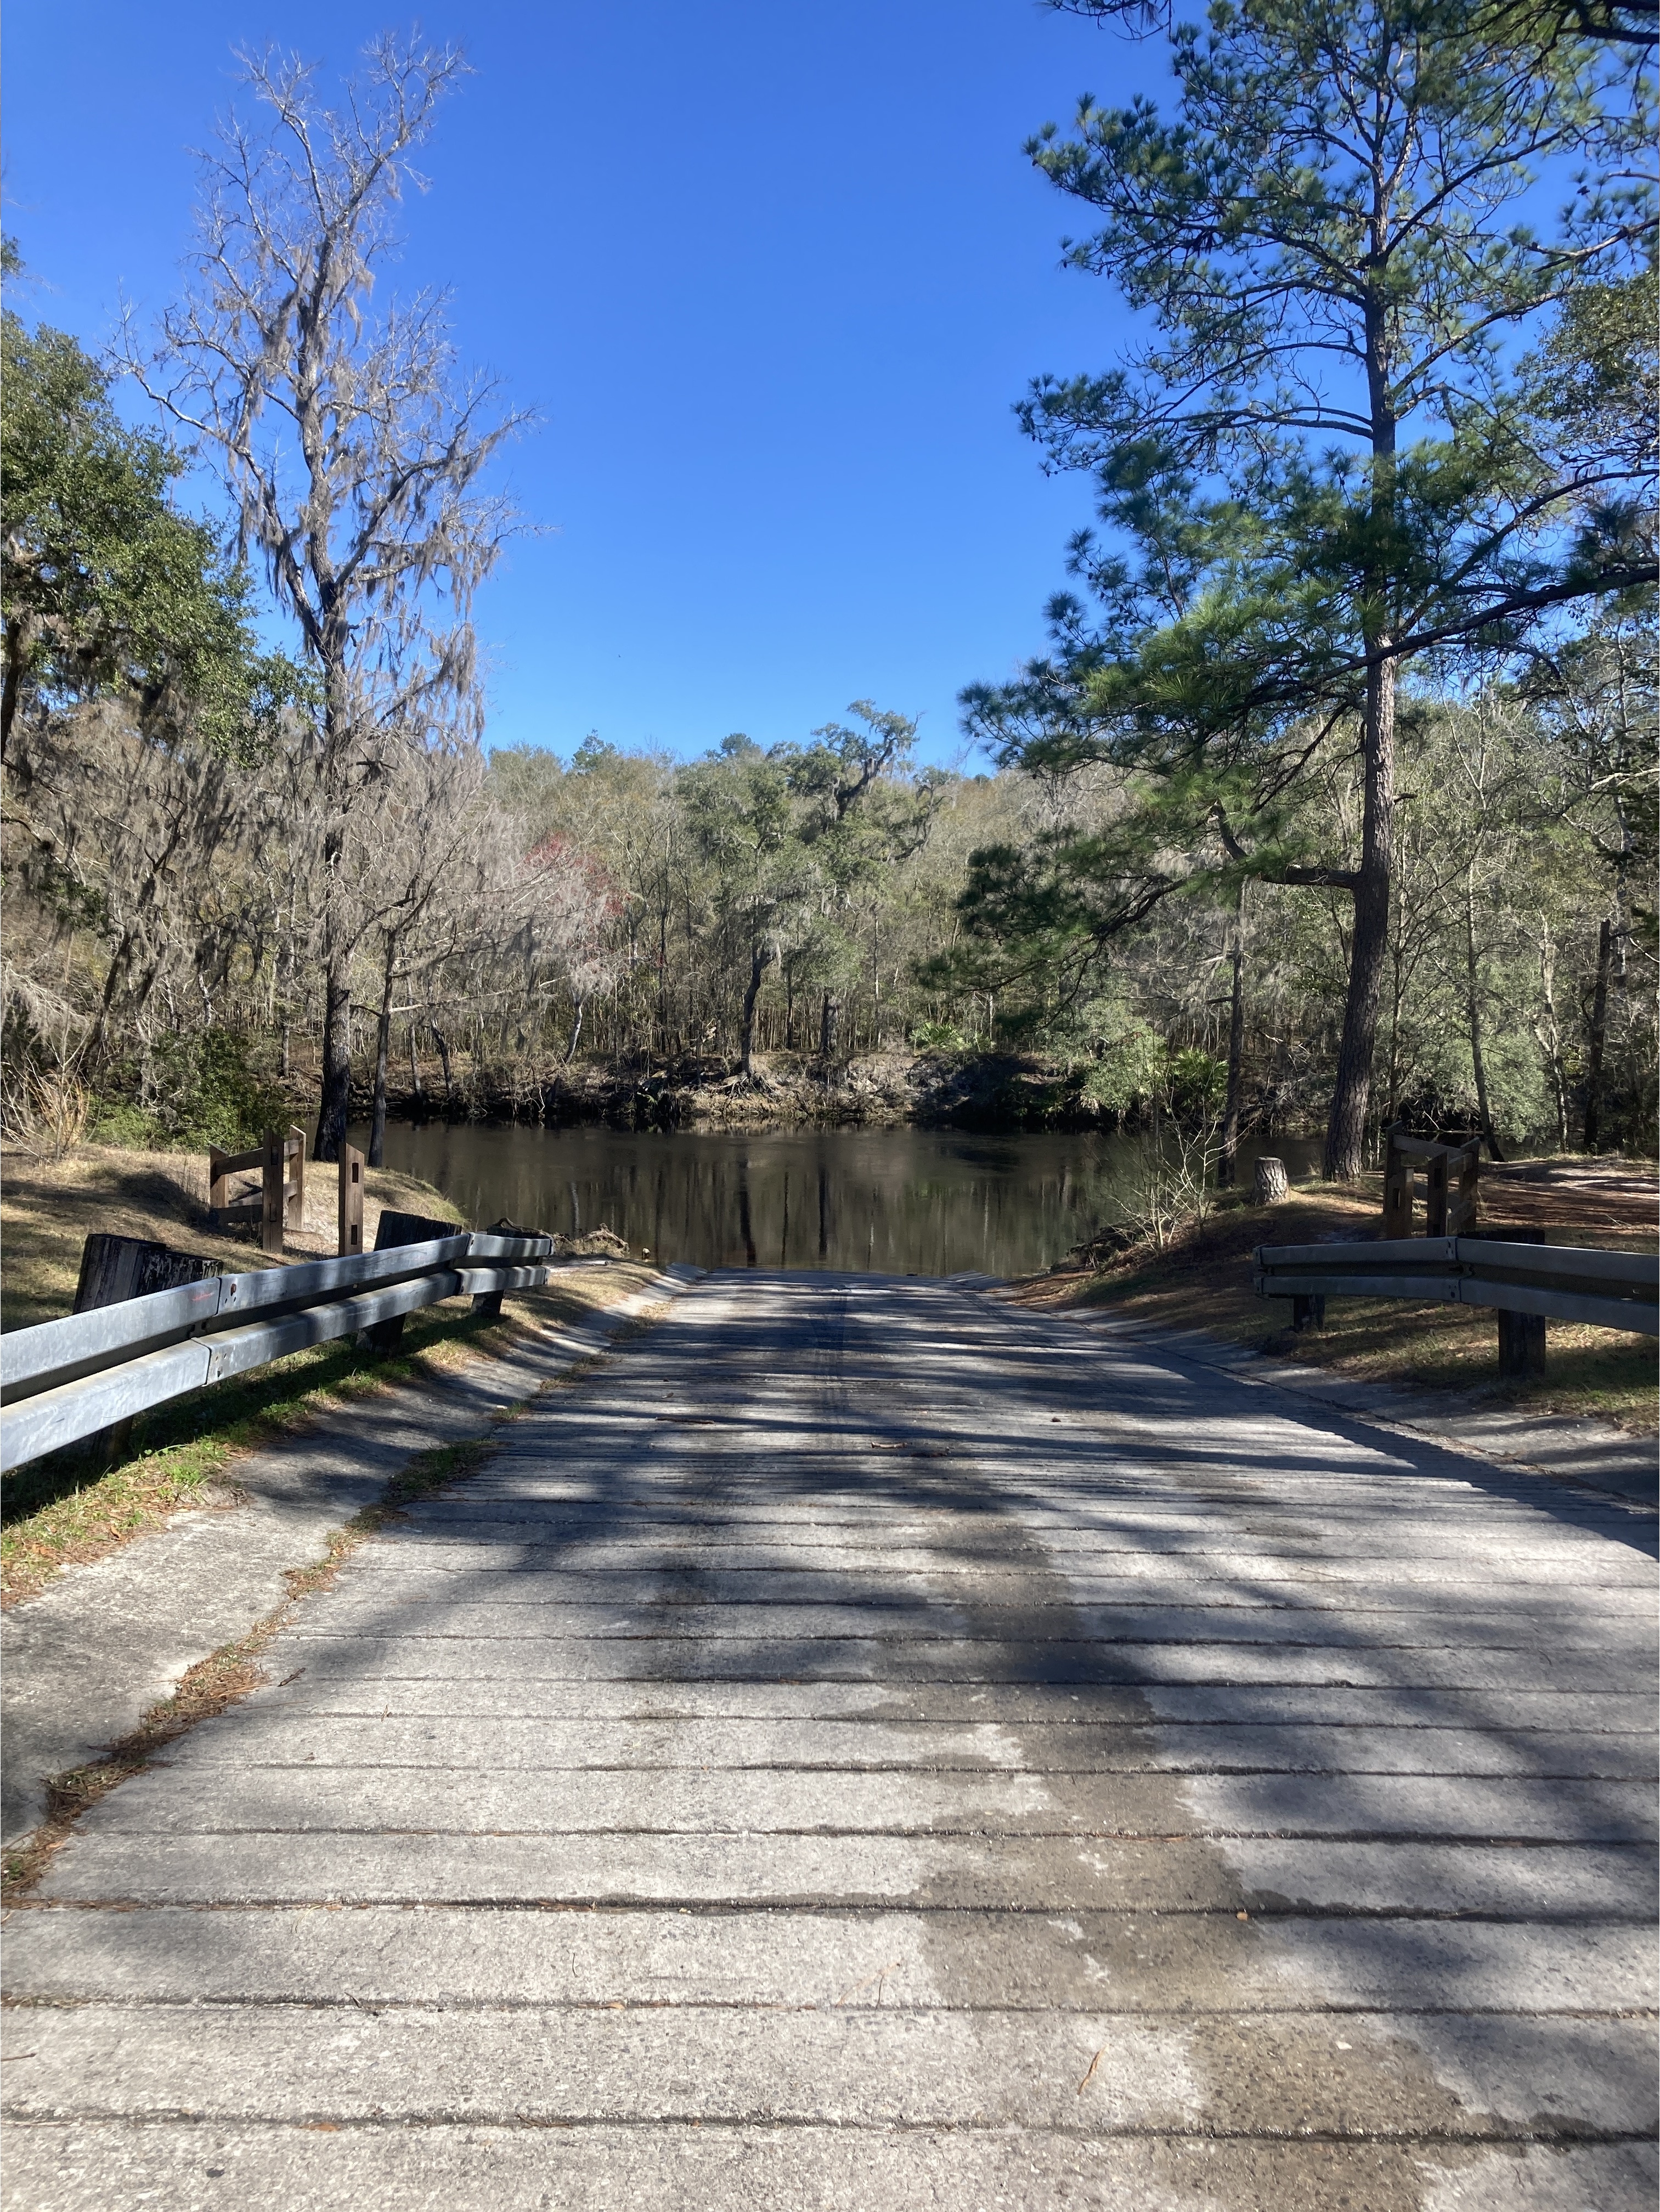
{"left": 1253, "top": 1156, "right": 1290, "bottom": 1206}
{"left": 74, "top": 1234, "right": 222, "bottom": 1314}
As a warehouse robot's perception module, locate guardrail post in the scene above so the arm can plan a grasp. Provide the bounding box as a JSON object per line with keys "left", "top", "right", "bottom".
{"left": 260, "top": 1128, "right": 286, "bottom": 1256}
{"left": 1471, "top": 1227, "right": 1548, "bottom": 1379}
{"left": 1498, "top": 1310, "right": 1547, "bottom": 1379}
{"left": 1291, "top": 1294, "right": 1325, "bottom": 1331}
{"left": 338, "top": 1144, "right": 365, "bottom": 1257}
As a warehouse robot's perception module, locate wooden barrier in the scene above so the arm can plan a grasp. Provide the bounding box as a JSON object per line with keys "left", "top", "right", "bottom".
{"left": 1382, "top": 1125, "right": 1478, "bottom": 1238}
{"left": 210, "top": 1126, "right": 306, "bottom": 1251}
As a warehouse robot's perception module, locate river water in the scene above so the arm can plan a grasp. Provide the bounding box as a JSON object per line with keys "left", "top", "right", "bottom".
{"left": 358, "top": 1122, "right": 1320, "bottom": 1279}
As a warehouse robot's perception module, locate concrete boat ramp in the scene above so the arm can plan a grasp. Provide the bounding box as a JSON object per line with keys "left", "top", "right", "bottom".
{"left": 4, "top": 1270, "right": 1656, "bottom": 2208}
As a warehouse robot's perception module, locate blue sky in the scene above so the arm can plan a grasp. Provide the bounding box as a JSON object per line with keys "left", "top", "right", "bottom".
{"left": 4, "top": 1, "right": 1170, "bottom": 768}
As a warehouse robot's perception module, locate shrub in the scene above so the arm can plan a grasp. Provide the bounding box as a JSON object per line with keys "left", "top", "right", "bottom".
{"left": 96, "top": 1030, "right": 291, "bottom": 1153}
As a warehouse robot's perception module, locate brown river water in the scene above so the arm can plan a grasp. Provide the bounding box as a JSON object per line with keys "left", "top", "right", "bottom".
{"left": 354, "top": 1123, "right": 1320, "bottom": 1279}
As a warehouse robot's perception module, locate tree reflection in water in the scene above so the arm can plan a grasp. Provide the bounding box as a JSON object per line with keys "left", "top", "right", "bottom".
{"left": 357, "top": 1124, "right": 1319, "bottom": 1278}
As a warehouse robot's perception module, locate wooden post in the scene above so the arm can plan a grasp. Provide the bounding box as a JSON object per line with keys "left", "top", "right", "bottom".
{"left": 1447, "top": 1140, "right": 1480, "bottom": 1236}
{"left": 1469, "top": 1228, "right": 1546, "bottom": 1381}
{"left": 1381, "top": 1125, "right": 1414, "bottom": 1238}
{"left": 1498, "top": 1308, "right": 1548, "bottom": 1379}
{"left": 357, "top": 1207, "right": 459, "bottom": 1355}
{"left": 208, "top": 1146, "right": 230, "bottom": 1220}
{"left": 338, "top": 1143, "right": 365, "bottom": 1257}
{"left": 261, "top": 1127, "right": 286, "bottom": 1256}
{"left": 75, "top": 1235, "right": 222, "bottom": 1313}
{"left": 286, "top": 1125, "right": 307, "bottom": 1231}
{"left": 1424, "top": 1148, "right": 1450, "bottom": 1237}
{"left": 1291, "top": 1294, "right": 1325, "bottom": 1331}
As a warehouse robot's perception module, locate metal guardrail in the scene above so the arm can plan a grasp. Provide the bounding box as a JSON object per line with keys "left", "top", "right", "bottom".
{"left": 0, "top": 1230, "right": 561, "bottom": 1475}
{"left": 1253, "top": 1236, "right": 1659, "bottom": 1335}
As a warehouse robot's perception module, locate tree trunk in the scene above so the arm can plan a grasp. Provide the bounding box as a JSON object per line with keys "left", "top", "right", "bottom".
{"left": 740, "top": 947, "right": 770, "bottom": 1079}
{"left": 819, "top": 991, "right": 841, "bottom": 1061}
{"left": 1322, "top": 652, "right": 1396, "bottom": 1180}
{"left": 1583, "top": 916, "right": 1612, "bottom": 1152}
{"left": 1, "top": 616, "right": 36, "bottom": 765}
{"left": 1531, "top": 931, "right": 1568, "bottom": 1149}
{"left": 432, "top": 1019, "right": 454, "bottom": 1110}
{"left": 1464, "top": 868, "right": 1503, "bottom": 1161}
{"left": 563, "top": 996, "right": 585, "bottom": 1064}
{"left": 408, "top": 1018, "right": 422, "bottom": 1105}
{"left": 368, "top": 935, "right": 397, "bottom": 1169}
{"left": 1326, "top": 291, "right": 1399, "bottom": 1184}
{"left": 1218, "top": 882, "right": 1246, "bottom": 1186}
{"left": 314, "top": 951, "right": 353, "bottom": 1163}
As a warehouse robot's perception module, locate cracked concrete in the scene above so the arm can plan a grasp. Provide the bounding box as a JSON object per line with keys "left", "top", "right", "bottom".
{"left": 3, "top": 1269, "right": 1655, "bottom": 2209}
{"left": 1, "top": 1266, "right": 699, "bottom": 1843}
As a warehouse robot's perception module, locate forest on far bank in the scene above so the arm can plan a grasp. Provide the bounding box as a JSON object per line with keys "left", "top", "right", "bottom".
{"left": 6, "top": 656, "right": 1651, "bottom": 1167}
{"left": 2, "top": 9, "right": 1653, "bottom": 1175}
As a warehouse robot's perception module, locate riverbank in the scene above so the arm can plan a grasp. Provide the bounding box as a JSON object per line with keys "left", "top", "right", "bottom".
{"left": 364, "top": 1046, "right": 1134, "bottom": 1132}
{"left": 1007, "top": 1158, "right": 1659, "bottom": 1436}
{"left": 0, "top": 1143, "right": 466, "bottom": 1333}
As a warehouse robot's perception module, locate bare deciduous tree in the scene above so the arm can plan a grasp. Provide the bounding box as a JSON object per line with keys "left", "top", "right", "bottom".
{"left": 132, "top": 33, "right": 526, "bottom": 1156}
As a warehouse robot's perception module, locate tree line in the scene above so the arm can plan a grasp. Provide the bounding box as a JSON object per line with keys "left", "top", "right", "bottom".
{"left": 2, "top": 8, "right": 1653, "bottom": 1174}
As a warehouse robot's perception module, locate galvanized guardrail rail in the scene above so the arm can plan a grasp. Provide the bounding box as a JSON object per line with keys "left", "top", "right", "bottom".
{"left": 1254, "top": 1235, "right": 1658, "bottom": 1344}
{"left": 0, "top": 1230, "right": 558, "bottom": 1475}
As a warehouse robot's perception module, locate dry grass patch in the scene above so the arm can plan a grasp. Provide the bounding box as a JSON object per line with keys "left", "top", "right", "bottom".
{"left": 1, "top": 1139, "right": 465, "bottom": 1330}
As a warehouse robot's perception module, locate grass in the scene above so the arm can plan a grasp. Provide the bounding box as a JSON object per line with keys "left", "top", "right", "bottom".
{"left": 1009, "top": 1167, "right": 1659, "bottom": 1435}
